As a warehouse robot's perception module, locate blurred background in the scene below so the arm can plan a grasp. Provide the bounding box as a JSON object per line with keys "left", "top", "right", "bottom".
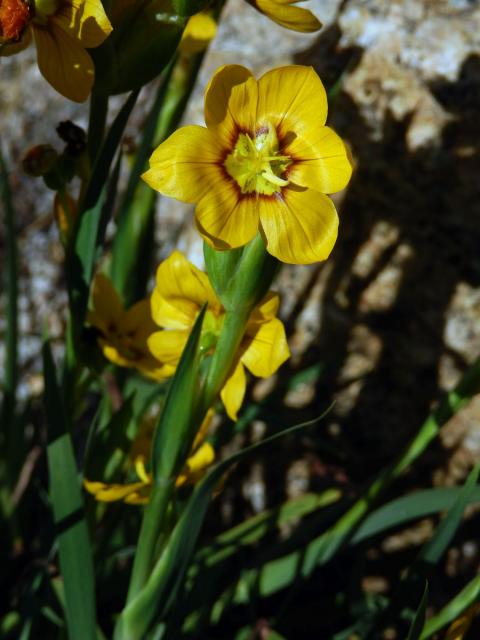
{"left": 1, "top": 0, "right": 480, "bottom": 637}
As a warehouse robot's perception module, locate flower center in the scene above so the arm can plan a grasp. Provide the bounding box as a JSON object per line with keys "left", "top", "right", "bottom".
{"left": 224, "top": 122, "right": 292, "bottom": 196}
{"left": 0, "top": 0, "right": 31, "bottom": 42}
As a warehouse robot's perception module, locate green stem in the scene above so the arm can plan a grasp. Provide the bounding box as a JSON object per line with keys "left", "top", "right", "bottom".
{"left": 202, "top": 307, "right": 251, "bottom": 413}
{"left": 126, "top": 479, "right": 175, "bottom": 604}
{"left": 87, "top": 88, "right": 109, "bottom": 164}
{"left": 201, "top": 235, "right": 279, "bottom": 413}
{"left": 0, "top": 150, "right": 18, "bottom": 430}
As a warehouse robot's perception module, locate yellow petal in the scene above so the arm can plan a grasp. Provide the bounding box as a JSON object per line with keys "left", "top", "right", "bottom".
{"left": 151, "top": 251, "right": 218, "bottom": 329}
{"left": 179, "top": 11, "right": 216, "bottom": 55}
{"left": 257, "top": 66, "right": 327, "bottom": 140}
{"left": 204, "top": 64, "right": 257, "bottom": 143}
{"left": 241, "top": 318, "right": 290, "bottom": 378}
{"left": 99, "top": 340, "right": 132, "bottom": 368}
{"left": 220, "top": 361, "right": 246, "bottom": 421}
{"left": 248, "top": 291, "right": 280, "bottom": 325}
{"left": 193, "top": 408, "right": 215, "bottom": 450}
{"left": 123, "top": 298, "right": 157, "bottom": 337}
{"left": 53, "top": 0, "right": 112, "bottom": 48}
{"left": 33, "top": 22, "right": 94, "bottom": 101}
{"left": 287, "top": 126, "right": 352, "bottom": 194}
{"left": 195, "top": 189, "right": 259, "bottom": 251}
{"left": 252, "top": 0, "right": 321, "bottom": 33}
{"left": 258, "top": 186, "right": 338, "bottom": 264}
{"left": 83, "top": 478, "right": 148, "bottom": 502}
{"left": 88, "top": 273, "right": 124, "bottom": 333}
{"left": 147, "top": 330, "right": 188, "bottom": 367}
{"left": 53, "top": 190, "right": 77, "bottom": 236}
{"left": 182, "top": 442, "right": 215, "bottom": 477}
{"left": 142, "top": 125, "right": 224, "bottom": 203}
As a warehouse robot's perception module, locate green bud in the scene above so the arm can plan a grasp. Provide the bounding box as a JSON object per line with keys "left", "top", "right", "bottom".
{"left": 109, "top": 0, "right": 185, "bottom": 94}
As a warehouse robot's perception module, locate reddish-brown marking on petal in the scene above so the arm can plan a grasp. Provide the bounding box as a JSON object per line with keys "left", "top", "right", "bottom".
{"left": 0, "top": 0, "right": 31, "bottom": 41}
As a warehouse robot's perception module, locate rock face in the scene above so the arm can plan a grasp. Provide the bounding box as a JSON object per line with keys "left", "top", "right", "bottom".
{"left": 1, "top": 0, "right": 480, "bottom": 482}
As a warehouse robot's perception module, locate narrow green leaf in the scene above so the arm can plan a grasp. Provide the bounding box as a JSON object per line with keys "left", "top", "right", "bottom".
{"left": 406, "top": 583, "right": 429, "bottom": 640}
{"left": 420, "top": 575, "right": 480, "bottom": 639}
{"left": 110, "top": 72, "right": 174, "bottom": 303}
{"left": 417, "top": 463, "right": 480, "bottom": 567}
{"left": 42, "top": 338, "right": 96, "bottom": 640}
{"left": 65, "top": 189, "right": 105, "bottom": 327}
{"left": 352, "top": 485, "right": 480, "bottom": 545}
{"left": 124, "top": 306, "right": 207, "bottom": 606}
{"left": 152, "top": 305, "right": 207, "bottom": 481}
{"left": 118, "top": 412, "right": 330, "bottom": 639}
{"left": 0, "top": 148, "right": 18, "bottom": 427}
{"left": 83, "top": 89, "right": 140, "bottom": 211}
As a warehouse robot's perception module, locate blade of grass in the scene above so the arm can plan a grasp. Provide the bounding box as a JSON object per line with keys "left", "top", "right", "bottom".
{"left": 117, "top": 410, "right": 331, "bottom": 640}
{"left": 0, "top": 149, "right": 20, "bottom": 525}
{"left": 125, "top": 306, "right": 207, "bottom": 607}
{"left": 406, "top": 583, "right": 429, "bottom": 640}
{"left": 352, "top": 485, "right": 480, "bottom": 545}
{"left": 0, "top": 148, "right": 18, "bottom": 430}
{"left": 416, "top": 463, "right": 480, "bottom": 568}
{"left": 43, "top": 338, "right": 96, "bottom": 640}
{"left": 420, "top": 575, "right": 480, "bottom": 639}
{"left": 221, "top": 357, "right": 480, "bottom": 603}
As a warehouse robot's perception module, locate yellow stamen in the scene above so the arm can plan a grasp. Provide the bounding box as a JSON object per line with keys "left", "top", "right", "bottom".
{"left": 224, "top": 122, "right": 291, "bottom": 195}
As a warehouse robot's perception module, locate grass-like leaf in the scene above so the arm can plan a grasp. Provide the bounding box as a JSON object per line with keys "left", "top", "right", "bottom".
{"left": 42, "top": 338, "right": 96, "bottom": 640}
{"left": 420, "top": 574, "right": 480, "bottom": 639}
{"left": 0, "top": 148, "right": 18, "bottom": 428}
{"left": 406, "top": 583, "right": 429, "bottom": 640}
{"left": 118, "top": 411, "right": 330, "bottom": 639}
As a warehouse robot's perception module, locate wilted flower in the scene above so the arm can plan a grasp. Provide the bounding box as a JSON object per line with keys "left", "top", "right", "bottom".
{"left": 147, "top": 251, "right": 290, "bottom": 420}
{"left": 0, "top": 0, "right": 112, "bottom": 102}
{"left": 143, "top": 65, "right": 352, "bottom": 265}
{"left": 87, "top": 273, "right": 172, "bottom": 381}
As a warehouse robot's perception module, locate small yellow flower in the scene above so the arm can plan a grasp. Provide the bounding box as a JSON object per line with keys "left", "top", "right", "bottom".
{"left": 143, "top": 65, "right": 352, "bottom": 265}
{"left": 147, "top": 251, "right": 290, "bottom": 420}
{"left": 179, "top": 11, "right": 216, "bottom": 56}
{"left": 0, "top": 0, "right": 112, "bottom": 102}
{"left": 87, "top": 273, "right": 172, "bottom": 381}
{"left": 247, "top": 0, "right": 321, "bottom": 33}
{"left": 84, "top": 411, "right": 216, "bottom": 505}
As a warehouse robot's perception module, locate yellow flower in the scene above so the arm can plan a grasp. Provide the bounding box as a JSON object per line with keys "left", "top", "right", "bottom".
{"left": 87, "top": 273, "right": 173, "bottom": 381}
{"left": 0, "top": 0, "right": 112, "bottom": 102}
{"left": 143, "top": 65, "right": 352, "bottom": 265}
{"left": 179, "top": 11, "right": 216, "bottom": 56}
{"left": 147, "top": 251, "right": 290, "bottom": 420}
{"left": 247, "top": 0, "right": 321, "bottom": 32}
{"left": 84, "top": 411, "right": 216, "bottom": 505}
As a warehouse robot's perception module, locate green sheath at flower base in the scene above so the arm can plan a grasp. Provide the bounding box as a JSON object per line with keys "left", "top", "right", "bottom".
{"left": 107, "top": 0, "right": 185, "bottom": 94}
